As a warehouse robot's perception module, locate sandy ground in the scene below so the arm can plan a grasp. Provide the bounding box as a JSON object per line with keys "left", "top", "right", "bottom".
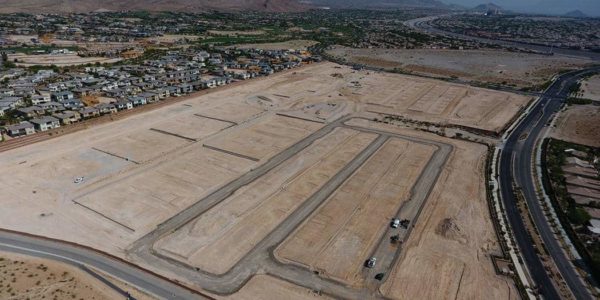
{"left": 9, "top": 53, "right": 121, "bottom": 66}
{"left": 327, "top": 47, "right": 593, "bottom": 88}
{"left": 276, "top": 138, "right": 435, "bottom": 287}
{"left": 204, "top": 114, "right": 323, "bottom": 161}
{"left": 0, "top": 62, "right": 522, "bottom": 298}
{"left": 0, "top": 251, "right": 122, "bottom": 300}
{"left": 552, "top": 104, "right": 600, "bottom": 147}
{"left": 360, "top": 71, "right": 528, "bottom": 133}
{"left": 156, "top": 127, "right": 377, "bottom": 274}
{"left": 219, "top": 275, "right": 333, "bottom": 300}
{"left": 345, "top": 119, "right": 517, "bottom": 300}
{"left": 234, "top": 40, "right": 317, "bottom": 50}
{"left": 580, "top": 75, "right": 600, "bottom": 101}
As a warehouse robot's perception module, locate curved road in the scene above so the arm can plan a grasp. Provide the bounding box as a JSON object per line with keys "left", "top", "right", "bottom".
{"left": 0, "top": 230, "right": 209, "bottom": 300}
{"left": 405, "top": 15, "right": 600, "bottom": 61}
{"left": 498, "top": 67, "right": 600, "bottom": 299}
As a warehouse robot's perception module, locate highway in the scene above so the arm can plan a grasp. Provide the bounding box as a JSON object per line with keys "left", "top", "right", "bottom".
{"left": 405, "top": 15, "right": 600, "bottom": 61}
{"left": 498, "top": 67, "right": 600, "bottom": 299}
{"left": 405, "top": 14, "right": 600, "bottom": 298}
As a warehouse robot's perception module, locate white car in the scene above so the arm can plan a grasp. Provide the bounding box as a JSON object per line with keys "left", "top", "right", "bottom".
{"left": 74, "top": 177, "right": 84, "bottom": 184}
{"left": 391, "top": 218, "right": 400, "bottom": 228}
{"left": 365, "top": 257, "right": 377, "bottom": 268}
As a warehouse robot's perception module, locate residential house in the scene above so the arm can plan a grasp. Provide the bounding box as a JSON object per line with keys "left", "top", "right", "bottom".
{"left": 38, "top": 102, "right": 65, "bottom": 113}
{"left": 31, "top": 94, "right": 51, "bottom": 105}
{"left": 53, "top": 111, "right": 81, "bottom": 125}
{"left": 128, "top": 96, "right": 147, "bottom": 107}
{"left": 115, "top": 100, "right": 133, "bottom": 111}
{"left": 5, "top": 121, "right": 35, "bottom": 137}
{"left": 60, "top": 98, "right": 84, "bottom": 110}
{"left": 80, "top": 107, "right": 100, "bottom": 119}
{"left": 138, "top": 92, "right": 160, "bottom": 103}
{"left": 51, "top": 91, "right": 74, "bottom": 102}
{"left": 30, "top": 116, "right": 60, "bottom": 131}
{"left": 16, "top": 106, "right": 45, "bottom": 118}
{"left": 96, "top": 103, "right": 117, "bottom": 115}
{"left": 178, "top": 83, "right": 193, "bottom": 94}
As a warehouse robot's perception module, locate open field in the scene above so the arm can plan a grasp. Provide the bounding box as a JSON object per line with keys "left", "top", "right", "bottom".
{"left": 204, "top": 114, "right": 323, "bottom": 161}
{"left": 76, "top": 145, "right": 255, "bottom": 234}
{"left": 151, "top": 114, "right": 233, "bottom": 141}
{"left": 9, "top": 53, "right": 121, "bottom": 66}
{"left": 580, "top": 75, "right": 600, "bottom": 101}
{"left": 552, "top": 104, "right": 600, "bottom": 147}
{"left": 276, "top": 137, "right": 435, "bottom": 287}
{"left": 360, "top": 72, "right": 528, "bottom": 133}
{"left": 0, "top": 62, "right": 522, "bottom": 298}
{"left": 234, "top": 39, "right": 317, "bottom": 50}
{"left": 155, "top": 127, "right": 377, "bottom": 274}
{"left": 93, "top": 129, "right": 192, "bottom": 164}
{"left": 0, "top": 251, "right": 121, "bottom": 300}
{"left": 327, "top": 47, "right": 593, "bottom": 88}
{"left": 345, "top": 119, "right": 516, "bottom": 299}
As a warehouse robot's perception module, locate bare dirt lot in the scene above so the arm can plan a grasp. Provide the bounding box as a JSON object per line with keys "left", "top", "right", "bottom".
{"left": 580, "top": 75, "right": 600, "bottom": 101}
{"left": 552, "top": 104, "right": 600, "bottom": 147}
{"left": 203, "top": 114, "right": 323, "bottom": 161}
{"left": 9, "top": 53, "right": 121, "bottom": 66}
{"left": 0, "top": 251, "right": 121, "bottom": 300}
{"left": 327, "top": 47, "right": 593, "bottom": 88}
{"left": 345, "top": 119, "right": 516, "bottom": 299}
{"left": 276, "top": 138, "right": 435, "bottom": 287}
{"left": 156, "top": 127, "right": 377, "bottom": 274}
{"left": 0, "top": 62, "right": 521, "bottom": 299}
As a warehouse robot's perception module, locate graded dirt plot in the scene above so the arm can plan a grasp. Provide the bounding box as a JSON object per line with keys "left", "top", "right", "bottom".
{"left": 580, "top": 75, "right": 600, "bottom": 101}
{"left": 552, "top": 105, "right": 600, "bottom": 147}
{"left": 155, "top": 128, "right": 377, "bottom": 274}
{"left": 339, "top": 121, "right": 517, "bottom": 299}
{"left": 327, "top": 47, "right": 593, "bottom": 88}
{"left": 220, "top": 275, "right": 333, "bottom": 300}
{"left": 362, "top": 74, "right": 529, "bottom": 133}
{"left": 93, "top": 129, "right": 191, "bottom": 163}
{"left": 151, "top": 114, "right": 233, "bottom": 140}
{"left": 204, "top": 114, "right": 323, "bottom": 161}
{"left": 194, "top": 100, "right": 264, "bottom": 124}
{"left": 0, "top": 251, "right": 121, "bottom": 300}
{"left": 276, "top": 138, "right": 435, "bottom": 287}
{"left": 75, "top": 145, "right": 255, "bottom": 234}
{"left": 9, "top": 53, "right": 121, "bottom": 66}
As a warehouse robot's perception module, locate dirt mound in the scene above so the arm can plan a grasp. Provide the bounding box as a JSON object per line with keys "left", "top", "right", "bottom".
{"left": 436, "top": 218, "right": 466, "bottom": 243}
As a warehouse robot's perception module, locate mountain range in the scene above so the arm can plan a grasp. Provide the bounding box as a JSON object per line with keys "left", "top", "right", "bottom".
{"left": 0, "top": 0, "right": 309, "bottom": 13}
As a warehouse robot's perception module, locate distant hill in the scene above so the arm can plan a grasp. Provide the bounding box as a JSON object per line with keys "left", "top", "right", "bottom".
{"left": 306, "top": 0, "right": 453, "bottom": 9}
{"left": 0, "top": 0, "right": 309, "bottom": 13}
{"left": 472, "top": 3, "right": 503, "bottom": 13}
{"left": 564, "top": 10, "right": 587, "bottom": 18}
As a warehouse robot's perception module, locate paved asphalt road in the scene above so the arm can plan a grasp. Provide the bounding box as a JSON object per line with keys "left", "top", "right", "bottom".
{"left": 0, "top": 230, "right": 208, "bottom": 300}
{"left": 498, "top": 68, "right": 600, "bottom": 299}
{"left": 405, "top": 15, "right": 600, "bottom": 61}
{"left": 406, "top": 15, "right": 600, "bottom": 298}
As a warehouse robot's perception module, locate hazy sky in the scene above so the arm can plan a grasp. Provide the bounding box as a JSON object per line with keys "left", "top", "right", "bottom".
{"left": 444, "top": 0, "right": 600, "bottom": 16}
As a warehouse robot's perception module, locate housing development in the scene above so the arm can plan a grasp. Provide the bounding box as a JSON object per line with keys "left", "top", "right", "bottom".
{"left": 0, "top": 2, "right": 599, "bottom": 300}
